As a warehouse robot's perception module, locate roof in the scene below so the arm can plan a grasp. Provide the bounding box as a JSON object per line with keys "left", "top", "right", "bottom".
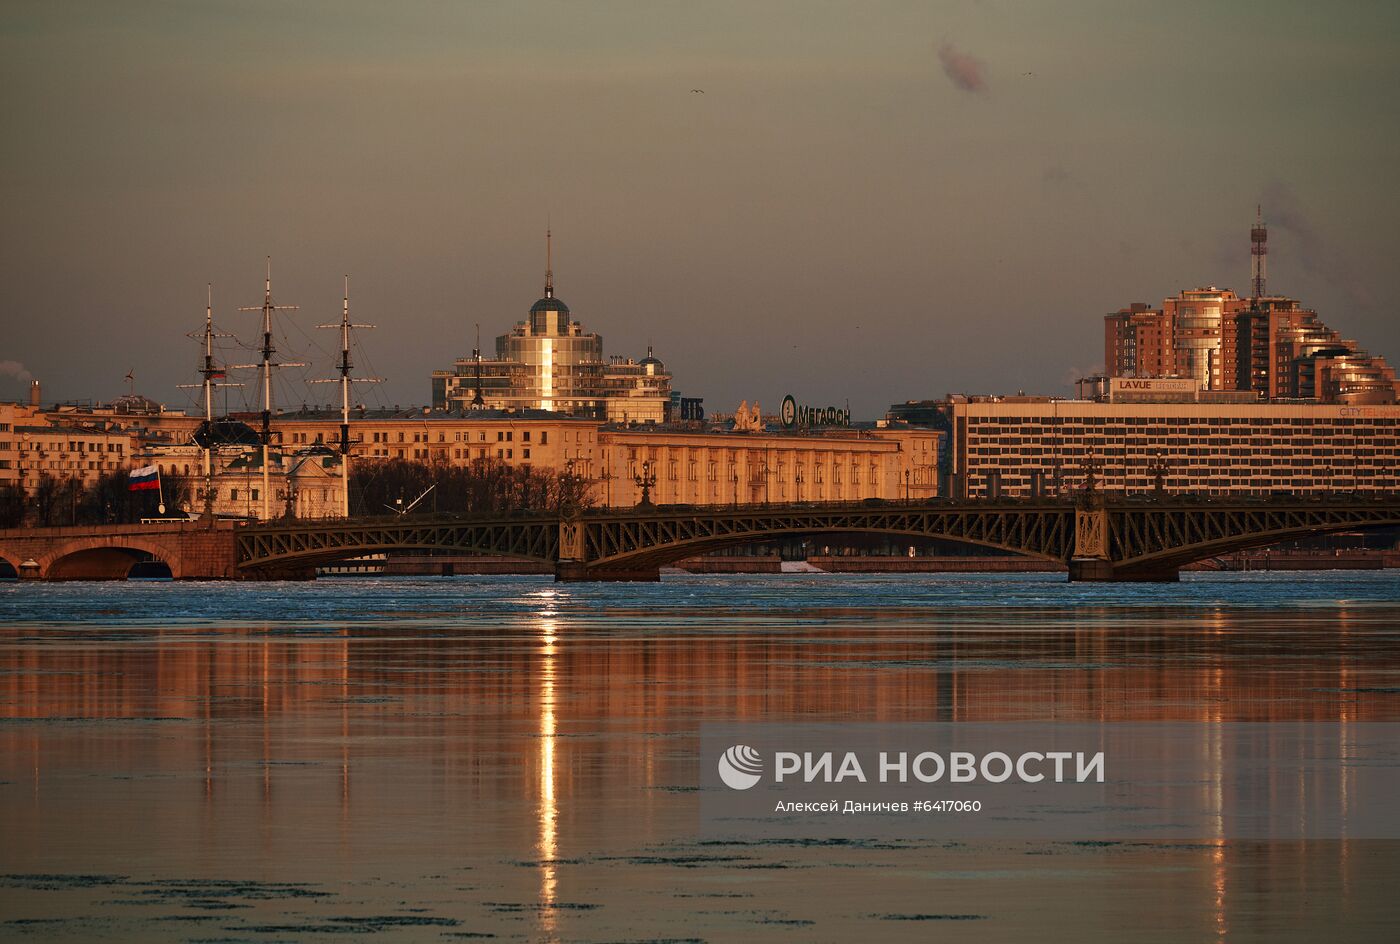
{"left": 193, "top": 418, "right": 262, "bottom": 447}
{"left": 231, "top": 407, "right": 598, "bottom": 423}
{"left": 530, "top": 295, "right": 570, "bottom": 314}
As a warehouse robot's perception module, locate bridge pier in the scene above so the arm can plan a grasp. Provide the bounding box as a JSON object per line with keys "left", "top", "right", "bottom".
{"left": 555, "top": 562, "right": 661, "bottom": 583}
{"left": 1067, "top": 559, "right": 1180, "bottom": 583}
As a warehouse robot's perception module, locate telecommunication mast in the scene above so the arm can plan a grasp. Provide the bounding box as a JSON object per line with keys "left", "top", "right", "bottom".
{"left": 1250, "top": 205, "right": 1268, "bottom": 298}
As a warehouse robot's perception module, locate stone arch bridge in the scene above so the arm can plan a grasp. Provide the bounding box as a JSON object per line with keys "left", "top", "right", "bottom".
{"left": 3, "top": 496, "right": 1397, "bottom": 583}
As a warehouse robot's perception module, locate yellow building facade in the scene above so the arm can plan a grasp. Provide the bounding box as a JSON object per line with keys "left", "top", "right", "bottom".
{"left": 7, "top": 400, "right": 941, "bottom": 515}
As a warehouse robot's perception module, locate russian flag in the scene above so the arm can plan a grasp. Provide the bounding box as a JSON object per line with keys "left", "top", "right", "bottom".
{"left": 128, "top": 465, "right": 161, "bottom": 491}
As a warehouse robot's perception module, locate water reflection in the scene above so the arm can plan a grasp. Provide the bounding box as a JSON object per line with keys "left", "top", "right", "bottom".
{"left": 0, "top": 580, "right": 1398, "bottom": 940}
{"left": 538, "top": 615, "right": 558, "bottom": 940}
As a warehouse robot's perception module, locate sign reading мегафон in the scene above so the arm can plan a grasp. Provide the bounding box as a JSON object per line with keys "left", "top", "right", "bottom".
{"left": 700, "top": 723, "right": 1400, "bottom": 841}
{"left": 780, "top": 394, "right": 850, "bottom": 428}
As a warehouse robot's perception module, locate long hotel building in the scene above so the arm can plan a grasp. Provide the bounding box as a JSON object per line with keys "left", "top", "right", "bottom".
{"left": 893, "top": 380, "right": 1400, "bottom": 498}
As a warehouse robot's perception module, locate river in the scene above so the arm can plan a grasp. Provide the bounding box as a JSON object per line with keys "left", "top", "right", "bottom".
{"left": 1, "top": 572, "right": 1398, "bottom": 941}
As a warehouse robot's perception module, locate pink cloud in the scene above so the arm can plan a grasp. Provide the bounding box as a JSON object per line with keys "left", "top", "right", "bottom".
{"left": 938, "top": 42, "right": 987, "bottom": 94}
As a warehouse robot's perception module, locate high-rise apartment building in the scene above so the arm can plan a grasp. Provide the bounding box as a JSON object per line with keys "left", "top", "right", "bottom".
{"left": 1103, "top": 214, "right": 1399, "bottom": 405}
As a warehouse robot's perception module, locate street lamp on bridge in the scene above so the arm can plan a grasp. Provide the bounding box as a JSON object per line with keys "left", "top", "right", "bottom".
{"left": 1148, "top": 450, "right": 1169, "bottom": 498}
{"left": 633, "top": 459, "right": 657, "bottom": 508}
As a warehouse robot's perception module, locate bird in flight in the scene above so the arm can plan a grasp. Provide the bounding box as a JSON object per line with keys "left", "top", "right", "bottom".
{"left": 691, "top": 88, "right": 705, "bottom": 93}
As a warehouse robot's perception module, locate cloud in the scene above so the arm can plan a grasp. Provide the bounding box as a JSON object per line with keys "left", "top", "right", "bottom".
{"left": 0, "top": 360, "right": 33, "bottom": 383}
{"left": 938, "top": 42, "right": 987, "bottom": 94}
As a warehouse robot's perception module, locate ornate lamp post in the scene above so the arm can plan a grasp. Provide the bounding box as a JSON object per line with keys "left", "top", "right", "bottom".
{"left": 598, "top": 466, "right": 614, "bottom": 509}
{"left": 633, "top": 459, "right": 657, "bottom": 508}
{"left": 1080, "top": 457, "right": 1100, "bottom": 505}
{"left": 903, "top": 468, "right": 911, "bottom": 502}
{"left": 561, "top": 457, "right": 577, "bottom": 512}
{"left": 1148, "top": 450, "right": 1168, "bottom": 498}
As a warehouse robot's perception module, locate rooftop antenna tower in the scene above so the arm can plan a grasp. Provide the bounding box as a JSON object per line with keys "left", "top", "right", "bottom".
{"left": 233, "top": 258, "right": 303, "bottom": 520}
{"left": 544, "top": 227, "right": 553, "bottom": 299}
{"left": 1250, "top": 205, "right": 1268, "bottom": 299}
{"left": 178, "top": 285, "right": 240, "bottom": 519}
{"left": 313, "top": 276, "right": 381, "bottom": 517}
{"left": 471, "top": 321, "right": 485, "bottom": 408}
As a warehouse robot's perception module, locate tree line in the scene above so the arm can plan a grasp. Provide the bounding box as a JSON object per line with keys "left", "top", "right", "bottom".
{"left": 0, "top": 472, "right": 193, "bottom": 529}
{"left": 0, "top": 457, "right": 589, "bottom": 529}
{"left": 350, "top": 457, "right": 592, "bottom": 517}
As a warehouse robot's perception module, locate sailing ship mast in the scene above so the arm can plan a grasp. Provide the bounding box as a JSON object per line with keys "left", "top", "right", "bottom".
{"left": 314, "top": 276, "right": 380, "bottom": 517}
{"left": 178, "top": 285, "right": 238, "bottom": 518}
{"left": 234, "top": 259, "right": 302, "bottom": 520}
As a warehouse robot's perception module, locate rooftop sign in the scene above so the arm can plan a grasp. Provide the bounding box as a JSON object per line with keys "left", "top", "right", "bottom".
{"left": 781, "top": 395, "right": 851, "bottom": 428}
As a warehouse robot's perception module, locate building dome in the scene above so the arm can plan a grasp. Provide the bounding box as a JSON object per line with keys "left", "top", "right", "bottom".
{"left": 530, "top": 295, "right": 570, "bottom": 315}
{"left": 639, "top": 346, "right": 664, "bottom": 374}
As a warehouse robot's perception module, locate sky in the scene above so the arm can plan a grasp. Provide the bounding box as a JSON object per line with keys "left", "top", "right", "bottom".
{"left": 3, "top": 0, "right": 1399, "bottom": 419}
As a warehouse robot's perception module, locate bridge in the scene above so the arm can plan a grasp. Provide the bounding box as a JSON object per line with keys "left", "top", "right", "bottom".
{"left": 2, "top": 495, "right": 1398, "bottom": 583}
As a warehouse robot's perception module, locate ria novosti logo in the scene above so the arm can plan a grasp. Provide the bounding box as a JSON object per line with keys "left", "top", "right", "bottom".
{"left": 718, "top": 745, "right": 763, "bottom": 790}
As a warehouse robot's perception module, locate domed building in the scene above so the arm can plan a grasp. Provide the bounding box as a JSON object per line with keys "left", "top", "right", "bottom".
{"left": 432, "top": 234, "right": 674, "bottom": 422}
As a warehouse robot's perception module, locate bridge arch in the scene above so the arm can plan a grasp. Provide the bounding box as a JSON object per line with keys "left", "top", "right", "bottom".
{"left": 1113, "top": 514, "right": 1400, "bottom": 576}
{"left": 0, "top": 552, "right": 17, "bottom": 579}
{"left": 581, "top": 520, "right": 1071, "bottom": 574}
{"left": 234, "top": 517, "right": 560, "bottom": 575}
{"left": 40, "top": 536, "right": 183, "bottom": 581}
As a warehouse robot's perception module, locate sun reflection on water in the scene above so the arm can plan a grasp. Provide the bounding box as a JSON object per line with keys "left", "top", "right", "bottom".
{"left": 537, "top": 615, "right": 559, "bottom": 940}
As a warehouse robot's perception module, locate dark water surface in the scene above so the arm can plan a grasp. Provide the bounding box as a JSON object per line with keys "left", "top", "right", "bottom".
{"left": 2, "top": 572, "right": 1399, "bottom": 942}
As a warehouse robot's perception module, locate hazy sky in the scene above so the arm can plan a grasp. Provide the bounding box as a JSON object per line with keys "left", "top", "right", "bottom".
{"left": 3, "top": 0, "right": 1398, "bottom": 418}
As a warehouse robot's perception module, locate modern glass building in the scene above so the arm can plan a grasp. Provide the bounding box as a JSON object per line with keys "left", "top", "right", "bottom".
{"left": 431, "top": 242, "right": 673, "bottom": 421}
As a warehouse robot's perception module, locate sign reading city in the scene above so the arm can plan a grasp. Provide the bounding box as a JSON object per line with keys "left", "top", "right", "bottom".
{"left": 781, "top": 394, "right": 851, "bottom": 429}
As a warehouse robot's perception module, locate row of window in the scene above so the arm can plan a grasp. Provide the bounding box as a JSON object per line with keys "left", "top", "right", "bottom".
{"left": 13, "top": 440, "right": 125, "bottom": 453}
{"left": 968, "top": 456, "right": 1394, "bottom": 469}
{"left": 972, "top": 417, "right": 1398, "bottom": 428}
